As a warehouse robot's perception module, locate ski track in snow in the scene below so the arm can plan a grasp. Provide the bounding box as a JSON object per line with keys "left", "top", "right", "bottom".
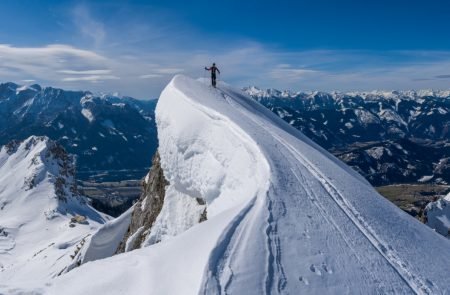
{"left": 200, "top": 86, "right": 436, "bottom": 294}
{"left": 201, "top": 197, "right": 257, "bottom": 294}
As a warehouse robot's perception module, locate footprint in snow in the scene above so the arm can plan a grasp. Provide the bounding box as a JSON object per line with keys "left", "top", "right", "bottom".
{"left": 298, "top": 276, "right": 309, "bottom": 285}
{"left": 310, "top": 264, "right": 322, "bottom": 276}
{"left": 322, "top": 263, "right": 333, "bottom": 274}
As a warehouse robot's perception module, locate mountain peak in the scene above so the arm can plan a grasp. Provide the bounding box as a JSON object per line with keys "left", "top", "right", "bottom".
{"left": 2, "top": 136, "right": 78, "bottom": 203}
{"left": 0, "top": 136, "right": 108, "bottom": 283}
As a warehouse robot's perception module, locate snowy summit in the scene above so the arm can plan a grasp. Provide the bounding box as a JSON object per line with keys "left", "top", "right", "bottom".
{"left": 2, "top": 76, "right": 450, "bottom": 294}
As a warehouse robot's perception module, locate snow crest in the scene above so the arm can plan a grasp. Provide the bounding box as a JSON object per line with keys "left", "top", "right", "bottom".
{"left": 149, "top": 76, "right": 270, "bottom": 244}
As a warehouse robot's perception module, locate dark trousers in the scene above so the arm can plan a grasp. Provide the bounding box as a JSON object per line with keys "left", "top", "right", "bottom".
{"left": 211, "top": 74, "right": 217, "bottom": 87}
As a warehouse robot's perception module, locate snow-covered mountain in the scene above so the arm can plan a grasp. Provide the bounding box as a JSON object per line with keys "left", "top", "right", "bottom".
{"left": 244, "top": 86, "right": 450, "bottom": 185}
{"left": 245, "top": 87, "right": 450, "bottom": 101}
{"left": 425, "top": 193, "right": 450, "bottom": 238}
{"left": 0, "top": 82, "right": 158, "bottom": 181}
{"left": 5, "top": 76, "right": 450, "bottom": 294}
{"left": 2, "top": 81, "right": 450, "bottom": 187}
{"left": 0, "top": 136, "right": 109, "bottom": 286}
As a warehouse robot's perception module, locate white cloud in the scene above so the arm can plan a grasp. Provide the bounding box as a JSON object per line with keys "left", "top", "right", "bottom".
{"left": 139, "top": 74, "right": 163, "bottom": 79}
{"left": 0, "top": 42, "right": 449, "bottom": 98}
{"left": 59, "top": 69, "right": 111, "bottom": 75}
{"left": 0, "top": 44, "right": 104, "bottom": 61}
{"left": 270, "top": 67, "right": 319, "bottom": 80}
{"left": 0, "top": 44, "right": 118, "bottom": 86}
{"left": 137, "top": 68, "right": 184, "bottom": 79}
{"left": 62, "top": 75, "right": 119, "bottom": 82}
{"left": 72, "top": 4, "right": 106, "bottom": 47}
{"left": 154, "top": 68, "right": 184, "bottom": 74}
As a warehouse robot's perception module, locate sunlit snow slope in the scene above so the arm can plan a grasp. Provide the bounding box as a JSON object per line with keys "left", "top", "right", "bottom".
{"left": 39, "top": 75, "right": 450, "bottom": 295}
{"left": 0, "top": 136, "right": 108, "bottom": 288}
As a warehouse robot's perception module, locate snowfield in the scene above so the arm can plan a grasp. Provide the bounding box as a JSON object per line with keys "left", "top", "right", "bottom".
{"left": 3, "top": 76, "right": 450, "bottom": 294}
{"left": 0, "top": 136, "right": 108, "bottom": 290}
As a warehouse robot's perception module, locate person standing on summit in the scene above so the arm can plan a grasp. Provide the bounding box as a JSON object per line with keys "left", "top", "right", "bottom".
{"left": 205, "top": 63, "right": 220, "bottom": 87}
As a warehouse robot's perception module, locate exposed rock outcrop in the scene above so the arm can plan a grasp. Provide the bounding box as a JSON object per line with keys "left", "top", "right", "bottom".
{"left": 116, "top": 151, "right": 169, "bottom": 253}
{"left": 47, "top": 142, "right": 79, "bottom": 202}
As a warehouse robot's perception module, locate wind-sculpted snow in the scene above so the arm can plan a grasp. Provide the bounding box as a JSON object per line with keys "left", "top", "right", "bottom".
{"left": 19, "top": 76, "right": 450, "bottom": 294}
{"left": 79, "top": 207, "right": 133, "bottom": 264}
{"left": 149, "top": 76, "right": 270, "bottom": 244}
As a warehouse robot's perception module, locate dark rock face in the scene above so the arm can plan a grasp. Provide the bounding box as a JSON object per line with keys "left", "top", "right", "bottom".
{"left": 116, "top": 151, "right": 168, "bottom": 253}
{"left": 5, "top": 140, "right": 20, "bottom": 155}
{"left": 332, "top": 139, "right": 450, "bottom": 185}
{"left": 46, "top": 141, "right": 79, "bottom": 202}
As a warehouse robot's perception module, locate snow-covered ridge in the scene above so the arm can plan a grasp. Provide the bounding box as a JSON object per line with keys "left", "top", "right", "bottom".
{"left": 11, "top": 76, "right": 450, "bottom": 294}
{"left": 151, "top": 76, "right": 270, "bottom": 244}
{"left": 0, "top": 136, "right": 108, "bottom": 287}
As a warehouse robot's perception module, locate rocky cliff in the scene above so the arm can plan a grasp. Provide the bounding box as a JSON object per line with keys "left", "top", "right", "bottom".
{"left": 116, "top": 149, "right": 209, "bottom": 253}
{"left": 116, "top": 151, "right": 169, "bottom": 253}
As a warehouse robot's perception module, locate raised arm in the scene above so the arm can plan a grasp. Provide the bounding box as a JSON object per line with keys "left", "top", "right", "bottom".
{"left": 205, "top": 67, "right": 211, "bottom": 71}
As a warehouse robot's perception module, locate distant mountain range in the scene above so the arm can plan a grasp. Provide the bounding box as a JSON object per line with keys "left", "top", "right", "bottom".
{"left": 1, "top": 81, "right": 450, "bottom": 186}
{"left": 244, "top": 87, "right": 450, "bottom": 185}
{"left": 0, "top": 82, "right": 158, "bottom": 182}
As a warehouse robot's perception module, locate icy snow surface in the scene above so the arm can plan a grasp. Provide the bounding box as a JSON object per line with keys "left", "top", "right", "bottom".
{"left": 13, "top": 76, "right": 450, "bottom": 294}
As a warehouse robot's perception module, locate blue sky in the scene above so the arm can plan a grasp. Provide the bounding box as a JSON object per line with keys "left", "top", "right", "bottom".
{"left": 0, "top": 0, "right": 449, "bottom": 98}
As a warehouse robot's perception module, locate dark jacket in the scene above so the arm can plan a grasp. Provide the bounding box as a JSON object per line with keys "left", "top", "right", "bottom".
{"left": 205, "top": 66, "right": 220, "bottom": 76}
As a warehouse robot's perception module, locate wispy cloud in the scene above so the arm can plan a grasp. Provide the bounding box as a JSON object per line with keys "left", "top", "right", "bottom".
{"left": 59, "top": 69, "right": 111, "bottom": 75}
{"left": 0, "top": 44, "right": 109, "bottom": 84}
{"left": 139, "top": 74, "right": 163, "bottom": 79}
{"left": 0, "top": 44, "right": 103, "bottom": 61}
{"left": 72, "top": 4, "right": 106, "bottom": 47}
{"left": 62, "top": 75, "right": 119, "bottom": 82}
{"left": 1, "top": 41, "right": 450, "bottom": 98}
{"left": 435, "top": 74, "right": 450, "bottom": 79}
{"left": 270, "top": 66, "right": 319, "bottom": 81}
{"left": 155, "top": 68, "right": 184, "bottom": 74}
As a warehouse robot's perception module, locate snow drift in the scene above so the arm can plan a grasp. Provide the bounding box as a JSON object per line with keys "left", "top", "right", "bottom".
{"left": 6, "top": 76, "right": 450, "bottom": 294}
